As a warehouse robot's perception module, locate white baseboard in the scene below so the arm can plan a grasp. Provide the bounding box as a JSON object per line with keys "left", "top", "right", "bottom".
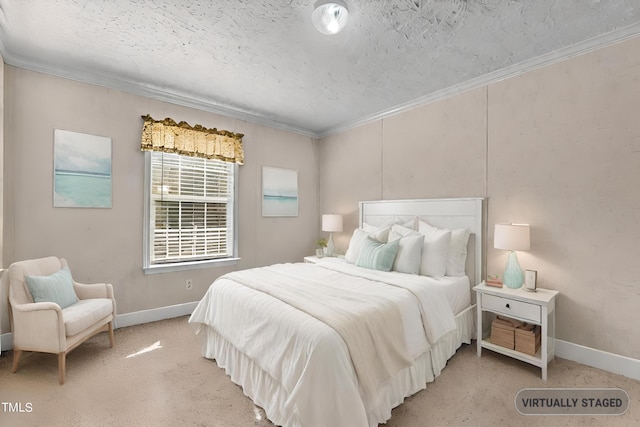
{"left": 555, "top": 339, "right": 640, "bottom": 381}
{"left": 114, "top": 301, "right": 198, "bottom": 329}
{"left": 1, "top": 332, "right": 12, "bottom": 352}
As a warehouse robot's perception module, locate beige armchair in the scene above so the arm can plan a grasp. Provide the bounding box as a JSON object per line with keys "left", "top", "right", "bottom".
{"left": 8, "top": 256, "right": 115, "bottom": 384}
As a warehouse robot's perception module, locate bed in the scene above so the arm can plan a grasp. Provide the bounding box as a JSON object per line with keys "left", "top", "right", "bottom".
{"left": 189, "top": 198, "right": 485, "bottom": 426}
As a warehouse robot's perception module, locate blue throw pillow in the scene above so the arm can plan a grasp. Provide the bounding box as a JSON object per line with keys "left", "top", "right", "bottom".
{"left": 356, "top": 237, "right": 400, "bottom": 272}
{"left": 25, "top": 266, "right": 78, "bottom": 309}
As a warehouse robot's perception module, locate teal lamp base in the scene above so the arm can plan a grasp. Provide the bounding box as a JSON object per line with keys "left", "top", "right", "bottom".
{"left": 503, "top": 251, "right": 524, "bottom": 289}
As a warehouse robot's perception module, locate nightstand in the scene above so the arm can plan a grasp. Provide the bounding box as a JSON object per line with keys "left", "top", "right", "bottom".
{"left": 303, "top": 255, "right": 321, "bottom": 263}
{"left": 474, "top": 283, "right": 559, "bottom": 380}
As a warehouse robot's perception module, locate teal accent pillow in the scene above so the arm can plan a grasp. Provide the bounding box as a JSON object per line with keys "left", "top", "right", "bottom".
{"left": 25, "top": 266, "right": 78, "bottom": 309}
{"left": 356, "top": 237, "right": 400, "bottom": 272}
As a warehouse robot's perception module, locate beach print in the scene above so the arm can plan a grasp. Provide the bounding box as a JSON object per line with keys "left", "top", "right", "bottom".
{"left": 54, "top": 129, "right": 112, "bottom": 208}
{"left": 262, "top": 166, "right": 298, "bottom": 217}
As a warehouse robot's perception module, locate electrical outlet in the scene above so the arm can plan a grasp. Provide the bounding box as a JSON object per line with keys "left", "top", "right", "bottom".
{"left": 185, "top": 279, "right": 193, "bottom": 290}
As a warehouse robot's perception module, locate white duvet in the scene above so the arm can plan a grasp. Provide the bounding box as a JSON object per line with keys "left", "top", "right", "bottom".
{"left": 189, "top": 260, "right": 457, "bottom": 427}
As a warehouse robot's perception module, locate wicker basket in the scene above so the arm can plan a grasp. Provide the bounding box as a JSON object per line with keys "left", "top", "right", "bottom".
{"left": 490, "top": 317, "right": 517, "bottom": 349}
{"left": 515, "top": 324, "right": 541, "bottom": 356}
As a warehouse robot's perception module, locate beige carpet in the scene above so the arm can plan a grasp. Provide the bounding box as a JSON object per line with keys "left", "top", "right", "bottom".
{"left": 0, "top": 316, "right": 638, "bottom": 426}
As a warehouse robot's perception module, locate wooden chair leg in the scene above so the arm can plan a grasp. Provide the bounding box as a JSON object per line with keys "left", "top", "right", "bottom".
{"left": 108, "top": 322, "right": 115, "bottom": 348}
{"left": 12, "top": 349, "right": 23, "bottom": 373}
{"left": 58, "top": 352, "right": 66, "bottom": 385}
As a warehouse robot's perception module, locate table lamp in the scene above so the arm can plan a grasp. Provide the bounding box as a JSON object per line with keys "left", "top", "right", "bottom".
{"left": 322, "top": 214, "right": 343, "bottom": 257}
{"left": 494, "top": 223, "right": 530, "bottom": 289}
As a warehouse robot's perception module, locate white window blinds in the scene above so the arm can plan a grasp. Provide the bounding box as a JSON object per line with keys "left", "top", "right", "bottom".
{"left": 148, "top": 151, "right": 235, "bottom": 264}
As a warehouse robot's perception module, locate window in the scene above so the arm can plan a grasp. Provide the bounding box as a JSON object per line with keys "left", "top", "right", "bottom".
{"left": 144, "top": 151, "right": 238, "bottom": 273}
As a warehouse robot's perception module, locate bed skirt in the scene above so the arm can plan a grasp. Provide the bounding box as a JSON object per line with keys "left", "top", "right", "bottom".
{"left": 197, "top": 304, "right": 476, "bottom": 427}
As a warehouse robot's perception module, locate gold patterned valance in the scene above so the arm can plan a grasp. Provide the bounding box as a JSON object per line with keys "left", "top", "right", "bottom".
{"left": 140, "top": 114, "right": 244, "bottom": 165}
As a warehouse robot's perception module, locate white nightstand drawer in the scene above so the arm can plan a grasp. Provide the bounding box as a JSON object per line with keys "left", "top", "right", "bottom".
{"left": 483, "top": 294, "right": 541, "bottom": 323}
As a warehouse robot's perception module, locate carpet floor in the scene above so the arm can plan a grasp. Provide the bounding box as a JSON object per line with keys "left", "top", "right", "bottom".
{"left": 0, "top": 316, "right": 638, "bottom": 426}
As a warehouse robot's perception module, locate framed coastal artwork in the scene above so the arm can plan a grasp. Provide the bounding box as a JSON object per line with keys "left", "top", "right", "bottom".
{"left": 262, "top": 166, "right": 298, "bottom": 217}
{"left": 53, "top": 129, "right": 112, "bottom": 208}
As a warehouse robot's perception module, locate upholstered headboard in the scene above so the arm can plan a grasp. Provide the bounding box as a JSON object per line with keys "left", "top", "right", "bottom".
{"left": 359, "top": 198, "right": 485, "bottom": 287}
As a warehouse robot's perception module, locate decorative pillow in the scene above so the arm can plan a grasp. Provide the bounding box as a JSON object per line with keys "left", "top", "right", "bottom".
{"left": 388, "top": 224, "right": 423, "bottom": 274}
{"left": 348, "top": 219, "right": 418, "bottom": 265}
{"left": 362, "top": 223, "right": 392, "bottom": 243}
{"left": 400, "top": 217, "right": 418, "bottom": 230}
{"left": 419, "top": 220, "right": 471, "bottom": 276}
{"left": 418, "top": 220, "right": 440, "bottom": 237}
{"left": 361, "top": 222, "right": 380, "bottom": 233}
{"left": 356, "top": 237, "right": 400, "bottom": 272}
{"left": 446, "top": 228, "right": 471, "bottom": 276}
{"left": 345, "top": 228, "right": 370, "bottom": 263}
{"left": 388, "top": 224, "right": 417, "bottom": 240}
{"left": 25, "top": 266, "right": 78, "bottom": 309}
{"left": 418, "top": 221, "right": 451, "bottom": 278}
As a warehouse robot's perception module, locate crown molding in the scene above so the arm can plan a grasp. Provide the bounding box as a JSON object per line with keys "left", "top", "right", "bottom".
{"left": 317, "top": 22, "right": 640, "bottom": 138}
{"left": 2, "top": 21, "right": 639, "bottom": 140}
{"left": 0, "top": 53, "right": 321, "bottom": 138}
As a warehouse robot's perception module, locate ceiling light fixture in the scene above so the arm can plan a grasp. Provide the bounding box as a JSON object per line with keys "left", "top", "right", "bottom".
{"left": 312, "top": 0, "right": 349, "bottom": 35}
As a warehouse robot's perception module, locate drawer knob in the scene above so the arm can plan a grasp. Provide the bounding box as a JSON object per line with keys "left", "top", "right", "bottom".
{"left": 506, "top": 303, "right": 510, "bottom": 309}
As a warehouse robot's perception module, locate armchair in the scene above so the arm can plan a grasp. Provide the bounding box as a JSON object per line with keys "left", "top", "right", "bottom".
{"left": 8, "top": 256, "right": 116, "bottom": 384}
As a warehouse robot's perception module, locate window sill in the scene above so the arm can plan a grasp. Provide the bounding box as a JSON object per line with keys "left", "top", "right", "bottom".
{"left": 143, "top": 257, "right": 241, "bottom": 275}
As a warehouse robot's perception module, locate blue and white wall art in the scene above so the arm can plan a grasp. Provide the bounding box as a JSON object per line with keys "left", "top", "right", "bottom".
{"left": 54, "top": 129, "right": 112, "bottom": 208}
{"left": 262, "top": 166, "right": 298, "bottom": 217}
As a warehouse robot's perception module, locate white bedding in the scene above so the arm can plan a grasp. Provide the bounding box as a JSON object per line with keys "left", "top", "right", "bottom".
{"left": 315, "top": 257, "right": 469, "bottom": 357}
{"left": 317, "top": 257, "right": 470, "bottom": 314}
{"left": 189, "top": 261, "right": 470, "bottom": 427}
{"left": 429, "top": 271, "right": 471, "bottom": 315}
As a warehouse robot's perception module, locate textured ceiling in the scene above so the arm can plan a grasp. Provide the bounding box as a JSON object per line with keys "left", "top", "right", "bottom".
{"left": 1, "top": 1, "right": 640, "bottom": 136}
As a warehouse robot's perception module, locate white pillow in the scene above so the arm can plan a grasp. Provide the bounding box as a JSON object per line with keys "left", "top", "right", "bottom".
{"left": 361, "top": 222, "right": 380, "bottom": 233}
{"left": 446, "top": 228, "right": 471, "bottom": 276}
{"left": 388, "top": 224, "right": 417, "bottom": 240}
{"left": 345, "top": 224, "right": 398, "bottom": 263}
{"left": 398, "top": 217, "right": 418, "bottom": 230}
{"left": 362, "top": 223, "right": 392, "bottom": 242}
{"left": 345, "top": 228, "right": 370, "bottom": 263}
{"left": 388, "top": 224, "right": 423, "bottom": 274}
{"left": 419, "top": 220, "right": 471, "bottom": 276}
{"left": 362, "top": 217, "right": 416, "bottom": 241}
{"left": 418, "top": 221, "right": 451, "bottom": 278}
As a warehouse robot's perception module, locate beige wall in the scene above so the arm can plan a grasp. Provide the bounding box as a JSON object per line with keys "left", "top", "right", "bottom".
{"left": 1, "top": 67, "right": 319, "bottom": 333}
{"left": 319, "top": 121, "right": 383, "bottom": 250}
{"left": 487, "top": 36, "right": 640, "bottom": 358}
{"left": 3, "top": 35, "right": 639, "bottom": 360}
{"left": 319, "top": 36, "right": 640, "bottom": 359}
{"left": 319, "top": 89, "right": 488, "bottom": 257}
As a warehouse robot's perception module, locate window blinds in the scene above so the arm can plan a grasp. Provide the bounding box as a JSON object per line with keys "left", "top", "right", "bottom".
{"left": 150, "top": 152, "right": 234, "bottom": 264}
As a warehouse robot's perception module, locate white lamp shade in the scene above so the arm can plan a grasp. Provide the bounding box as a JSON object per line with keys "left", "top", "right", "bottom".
{"left": 322, "top": 214, "right": 343, "bottom": 232}
{"left": 494, "top": 224, "right": 530, "bottom": 251}
{"left": 312, "top": 0, "right": 349, "bottom": 35}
